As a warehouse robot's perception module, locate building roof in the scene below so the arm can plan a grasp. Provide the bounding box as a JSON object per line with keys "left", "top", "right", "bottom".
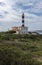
{"left": 11, "top": 26, "right": 28, "bottom": 31}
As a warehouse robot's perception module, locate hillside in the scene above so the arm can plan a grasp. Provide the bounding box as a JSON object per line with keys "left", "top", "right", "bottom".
{"left": 0, "top": 32, "right": 42, "bottom": 65}
{"left": 32, "top": 30, "right": 42, "bottom": 34}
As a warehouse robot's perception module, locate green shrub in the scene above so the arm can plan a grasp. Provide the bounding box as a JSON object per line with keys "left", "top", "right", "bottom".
{"left": 0, "top": 46, "right": 41, "bottom": 65}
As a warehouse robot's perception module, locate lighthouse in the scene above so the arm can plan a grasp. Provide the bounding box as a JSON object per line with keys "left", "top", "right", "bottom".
{"left": 19, "top": 13, "right": 28, "bottom": 34}
{"left": 11, "top": 13, "right": 28, "bottom": 34}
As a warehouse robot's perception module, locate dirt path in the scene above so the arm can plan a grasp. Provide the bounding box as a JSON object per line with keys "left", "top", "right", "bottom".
{"left": 33, "top": 57, "right": 42, "bottom": 62}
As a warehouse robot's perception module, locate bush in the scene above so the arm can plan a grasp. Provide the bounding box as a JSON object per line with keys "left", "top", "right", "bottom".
{"left": 0, "top": 46, "right": 41, "bottom": 65}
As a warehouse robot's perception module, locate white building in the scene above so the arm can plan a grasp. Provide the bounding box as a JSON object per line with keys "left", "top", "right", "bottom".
{"left": 19, "top": 26, "right": 28, "bottom": 34}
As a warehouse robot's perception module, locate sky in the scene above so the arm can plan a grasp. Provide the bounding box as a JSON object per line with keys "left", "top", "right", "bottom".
{"left": 0, "top": 0, "right": 42, "bottom": 31}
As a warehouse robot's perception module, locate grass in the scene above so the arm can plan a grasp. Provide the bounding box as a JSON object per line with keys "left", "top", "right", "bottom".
{"left": 0, "top": 32, "right": 42, "bottom": 65}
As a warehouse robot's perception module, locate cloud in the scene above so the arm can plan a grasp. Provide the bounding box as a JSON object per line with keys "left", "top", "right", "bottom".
{"left": 0, "top": 2, "right": 5, "bottom": 6}
{"left": 0, "top": 14, "right": 4, "bottom": 18}
{"left": 0, "top": 0, "right": 42, "bottom": 31}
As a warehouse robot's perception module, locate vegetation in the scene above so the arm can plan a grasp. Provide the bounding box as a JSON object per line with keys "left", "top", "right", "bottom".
{"left": 0, "top": 32, "right": 42, "bottom": 65}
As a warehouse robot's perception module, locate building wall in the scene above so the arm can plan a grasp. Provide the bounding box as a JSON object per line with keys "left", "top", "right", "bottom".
{"left": 11, "top": 26, "right": 28, "bottom": 34}
{"left": 19, "top": 27, "right": 28, "bottom": 34}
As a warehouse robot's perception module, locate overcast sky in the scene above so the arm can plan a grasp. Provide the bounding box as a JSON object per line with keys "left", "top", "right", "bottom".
{"left": 0, "top": 0, "right": 42, "bottom": 31}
